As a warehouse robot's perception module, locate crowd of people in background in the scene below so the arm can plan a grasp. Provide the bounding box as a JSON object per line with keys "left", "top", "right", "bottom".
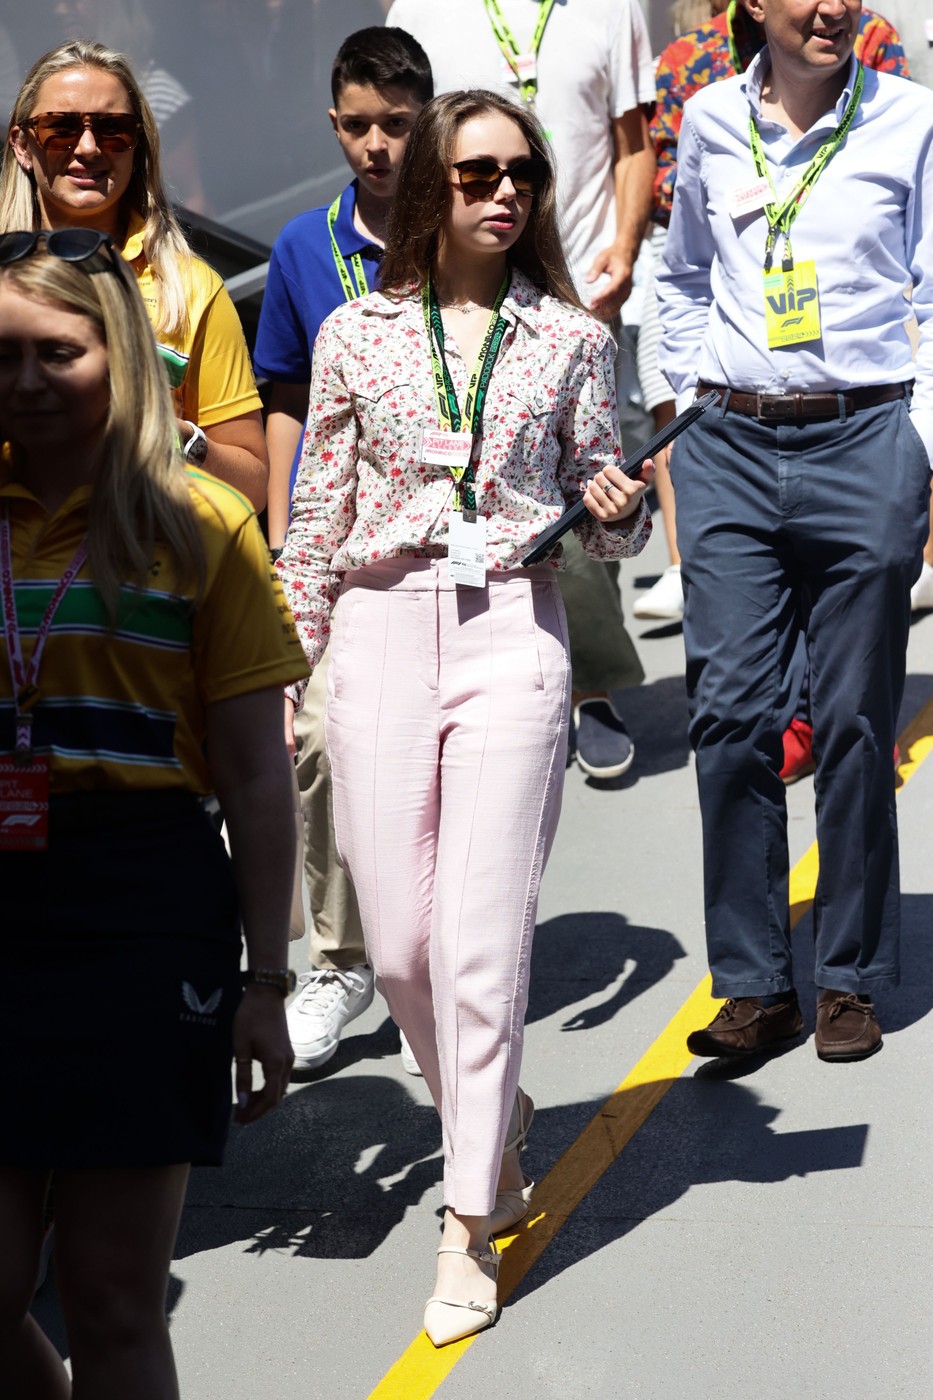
{"left": 1, "top": 0, "right": 931, "bottom": 1391}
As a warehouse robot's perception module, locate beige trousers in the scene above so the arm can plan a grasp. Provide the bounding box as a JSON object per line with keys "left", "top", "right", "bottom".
{"left": 293, "top": 647, "right": 366, "bottom": 969}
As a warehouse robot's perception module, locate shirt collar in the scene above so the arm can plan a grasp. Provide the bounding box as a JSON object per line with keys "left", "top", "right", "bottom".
{"left": 0, "top": 463, "right": 93, "bottom": 512}
{"left": 362, "top": 266, "right": 544, "bottom": 333}
{"left": 744, "top": 48, "right": 860, "bottom": 128}
{"left": 334, "top": 181, "right": 382, "bottom": 260}
{"left": 120, "top": 208, "right": 146, "bottom": 264}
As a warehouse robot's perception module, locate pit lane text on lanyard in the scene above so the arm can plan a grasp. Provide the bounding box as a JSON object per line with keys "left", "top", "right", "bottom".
{"left": 483, "top": 0, "right": 557, "bottom": 109}
{"left": 0, "top": 510, "right": 87, "bottom": 849}
{"left": 421, "top": 275, "right": 509, "bottom": 587}
{"left": 327, "top": 195, "right": 370, "bottom": 302}
{"left": 747, "top": 62, "right": 864, "bottom": 350}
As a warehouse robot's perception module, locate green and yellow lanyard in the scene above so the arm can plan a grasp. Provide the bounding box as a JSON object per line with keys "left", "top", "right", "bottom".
{"left": 482, "top": 0, "right": 557, "bottom": 108}
{"left": 748, "top": 62, "right": 863, "bottom": 272}
{"left": 421, "top": 275, "right": 510, "bottom": 519}
{"left": 327, "top": 194, "right": 370, "bottom": 301}
{"left": 725, "top": 0, "right": 743, "bottom": 76}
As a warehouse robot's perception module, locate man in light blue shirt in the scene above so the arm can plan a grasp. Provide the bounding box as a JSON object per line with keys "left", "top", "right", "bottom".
{"left": 658, "top": 0, "right": 933, "bottom": 1063}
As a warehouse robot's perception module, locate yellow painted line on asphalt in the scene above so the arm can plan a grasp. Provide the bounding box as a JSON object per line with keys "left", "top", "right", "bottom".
{"left": 368, "top": 977, "right": 721, "bottom": 1400}
{"left": 367, "top": 695, "right": 933, "bottom": 1400}
{"left": 788, "top": 696, "right": 933, "bottom": 925}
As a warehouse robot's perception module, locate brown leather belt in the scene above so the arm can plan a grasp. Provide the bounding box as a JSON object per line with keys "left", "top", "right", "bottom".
{"left": 696, "top": 379, "right": 911, "bottom": 421}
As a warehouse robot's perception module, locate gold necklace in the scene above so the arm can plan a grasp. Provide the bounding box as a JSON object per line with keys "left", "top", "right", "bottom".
{"left": 438, "top": 299, "right": 490, "bottom": 315}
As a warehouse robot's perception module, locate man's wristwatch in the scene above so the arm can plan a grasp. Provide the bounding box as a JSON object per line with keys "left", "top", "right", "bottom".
{"left": 242, "top": 967, "right": 297, "bottom": 997}
{"left": 182, "top": 420, "right": 209, "bottom": 466}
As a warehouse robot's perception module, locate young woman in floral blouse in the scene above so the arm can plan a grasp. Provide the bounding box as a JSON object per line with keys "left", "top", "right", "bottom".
{"left": 279, "top": 88, "right": 652, "bottom": 1347}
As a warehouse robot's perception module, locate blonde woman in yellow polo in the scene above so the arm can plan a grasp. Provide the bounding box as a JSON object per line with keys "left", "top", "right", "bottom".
{"left": 0, "top": 228, "right": 306, "bottom": 1400}
{"left": 2, "top": 38, "right": 268, "bottom": 509}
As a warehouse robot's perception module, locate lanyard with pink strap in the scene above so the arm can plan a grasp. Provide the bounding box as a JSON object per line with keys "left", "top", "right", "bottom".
{"left": 0, "top": 507, "right": 88, "bottom": 765}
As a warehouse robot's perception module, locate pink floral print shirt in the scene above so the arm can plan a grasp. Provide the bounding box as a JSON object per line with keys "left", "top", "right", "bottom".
{"left": 278, "top": 268, "right": 651, "bottom": 670}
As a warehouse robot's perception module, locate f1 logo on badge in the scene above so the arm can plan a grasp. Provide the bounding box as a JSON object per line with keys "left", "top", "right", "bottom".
{"left": 766, "top": 287, "right": 817, "bottom": 315}
{"left": 0, "top": 812, "right": 42, "bottom": 828}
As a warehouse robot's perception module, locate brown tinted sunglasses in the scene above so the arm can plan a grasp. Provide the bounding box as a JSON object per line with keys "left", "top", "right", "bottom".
{"left": 452, "top": 157, "right": 550, "bottom": 200}
{"left": 20, "top": 111, "right": 141, "bottom": 152}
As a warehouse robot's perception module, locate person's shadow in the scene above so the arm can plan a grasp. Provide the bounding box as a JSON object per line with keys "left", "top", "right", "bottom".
{"left": 498, "top": 1076, "right": 870, "bottom": 1307}
{"left": 527, "top": 912, "right": 688, "bottom": 1031}
{"left": 175, "top": 1075, "right": 443, "bottom": 1264}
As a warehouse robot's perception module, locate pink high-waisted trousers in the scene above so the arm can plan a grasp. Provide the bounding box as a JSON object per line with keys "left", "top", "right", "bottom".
{"left": 324, "top": 557, "right": 570, "bottom": 1215}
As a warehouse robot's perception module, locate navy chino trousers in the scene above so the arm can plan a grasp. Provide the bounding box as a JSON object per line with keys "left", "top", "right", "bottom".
{"left": 674, "top": 396, "right": 930, "bottom": 998}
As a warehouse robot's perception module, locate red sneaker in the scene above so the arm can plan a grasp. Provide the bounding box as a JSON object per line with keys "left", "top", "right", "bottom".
{"left": 781, "top": 722, "right": 901, "bottom": 784}
{"left": 780, "top": 718, "right": 815, "bottom": 785}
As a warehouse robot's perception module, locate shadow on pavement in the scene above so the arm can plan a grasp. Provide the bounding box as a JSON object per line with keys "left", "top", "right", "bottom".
{"left": 527, "top": 912, "right": 687, "bottom": 1031}
{"left": 785, "top": 892, "right": 933, "bottom": 1036}
{"left": 506, "top": 1077, "right": 869, "bottom": 1307}
{"left": 176, "top": 1075, "right": 442, "bottom": 1263}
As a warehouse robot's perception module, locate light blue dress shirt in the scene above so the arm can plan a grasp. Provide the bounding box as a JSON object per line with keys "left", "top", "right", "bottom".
{"left": 657, "top": 50, "right": 933, "bottom": 461}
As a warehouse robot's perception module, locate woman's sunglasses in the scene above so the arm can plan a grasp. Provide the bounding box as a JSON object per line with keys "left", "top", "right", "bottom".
{"left": 0, "top": 229, "right": 127, "bottom": 283}
{"left": 19, "top": 111, "right": 141, "bottom": 152}
{"left": 452, "top": 157, "right": 550, "bottom": 200}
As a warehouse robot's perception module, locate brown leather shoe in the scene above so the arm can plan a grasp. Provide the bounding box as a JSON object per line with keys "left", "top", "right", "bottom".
{"left": 686, "top": 994, "right": 803, "bottom": 1058}
{"left": 815, "top": 990, "right": 882, "bottom": 1062}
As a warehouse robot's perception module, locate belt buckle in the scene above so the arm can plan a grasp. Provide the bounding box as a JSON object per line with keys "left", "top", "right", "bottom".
{"left": 757, "top": 394, "right": 795, "bottom": 421}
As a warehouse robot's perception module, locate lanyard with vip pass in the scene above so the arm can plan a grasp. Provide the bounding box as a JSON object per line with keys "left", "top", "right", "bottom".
{"left": 0, "top": 510, "right": 87, "bottom": 848}
{"left": 327, "top": 195, "right": 371, "bottom": 302}
{"left": 420, "top": 274, "right": 509, "bottom": 586}
{"left": 482, "top": 0, "right": 557, "bottom": 108}
{"left": 747, "top": 62, "right": 864, "bottom": 349}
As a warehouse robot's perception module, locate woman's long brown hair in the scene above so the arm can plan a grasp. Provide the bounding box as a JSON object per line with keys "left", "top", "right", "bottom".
{"left": 379, "top": 89, "right": 584, "bottom": 310}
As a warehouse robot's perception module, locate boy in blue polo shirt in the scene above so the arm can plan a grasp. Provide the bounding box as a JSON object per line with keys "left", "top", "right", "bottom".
{"left": 256, "top": 27, "right": 433, "bottom": 549}
{"left": 254, "top": 27, "right": 433, "bottom": 1072}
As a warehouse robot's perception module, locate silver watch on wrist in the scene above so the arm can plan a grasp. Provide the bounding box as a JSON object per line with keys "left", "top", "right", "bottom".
{"left": 182, "top": 420, "right": 209, "bottom": 466}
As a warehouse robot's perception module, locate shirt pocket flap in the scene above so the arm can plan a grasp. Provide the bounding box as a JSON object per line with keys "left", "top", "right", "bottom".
{"left": 507, "top": 388, "right": 552, "bottom": 419}
{"left": 346, "top": 378, "right": 419, "bottom": 418}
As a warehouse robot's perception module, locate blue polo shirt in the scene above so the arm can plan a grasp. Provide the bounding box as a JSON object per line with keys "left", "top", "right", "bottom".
{"left": 254, "top": 180, "right": 383, "bottom": 499}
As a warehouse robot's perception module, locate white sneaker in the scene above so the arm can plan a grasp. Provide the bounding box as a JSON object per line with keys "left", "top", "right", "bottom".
{"left": 911, "top": 560, "right": 933, "bottom": 611}
{"left": 399, "top": 1028, "right": 423, "bottom": 1077}
{"left": 632, "top": 563, "right": 684, "bottom": 621}
{"left": 286, "top": 965, "right": 374, "bottom": 1070}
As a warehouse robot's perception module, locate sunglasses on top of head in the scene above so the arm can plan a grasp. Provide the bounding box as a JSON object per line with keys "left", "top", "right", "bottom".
{"left": 0, "top": 228, "right": 129, "bottom": 286}
{"left": 19, "top": 111, "right": 141, "bottom": 152}
{"left": 452, "top": 157, "right": 550, "bottom": 200}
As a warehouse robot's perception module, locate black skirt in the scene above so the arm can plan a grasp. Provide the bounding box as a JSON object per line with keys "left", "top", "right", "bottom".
{"left": 0, "top": 791, "right": 242, "bottom": 1168}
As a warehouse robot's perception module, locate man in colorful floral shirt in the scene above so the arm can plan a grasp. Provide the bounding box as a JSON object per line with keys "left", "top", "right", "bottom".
{"left": 652, "top": 0, "right": 909, "bottom": 226}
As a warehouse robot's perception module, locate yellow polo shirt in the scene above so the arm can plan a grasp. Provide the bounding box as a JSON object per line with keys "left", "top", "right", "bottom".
{"left": 0, "top": 468, "right": 308, "bottom": 794}
{"left": 121, "top": 213, "right": 263, "bottom": 427}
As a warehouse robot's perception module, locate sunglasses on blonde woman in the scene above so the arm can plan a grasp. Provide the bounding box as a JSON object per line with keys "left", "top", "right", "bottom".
{"left": 452, "top": 157, "right": 549, "bottom": 200}
{"left": 20, "top": 111, "right": 141, "bottom": 152}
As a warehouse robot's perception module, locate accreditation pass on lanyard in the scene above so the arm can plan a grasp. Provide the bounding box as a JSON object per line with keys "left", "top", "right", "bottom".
{"left": 749, "top": 63, "right": 864, "bottom": 350}
{"left": 0, "top": 509, "right": 87, "bottom": 849}
{"left": 483, "top": 0, "right": 557, "bottom": 109}
{"left": 421, "top": 275, "right": 509, "bottom": 588}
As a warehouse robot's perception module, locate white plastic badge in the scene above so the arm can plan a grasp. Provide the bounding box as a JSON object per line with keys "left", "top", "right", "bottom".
{"left": 448, "top": 510, "right": 487, "bottom": 589}
{"left": 421, "top": 429, "right": 474, "bottom": 469}
{"left": 729, "top": 178, "right": 772, "bottom": 219}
